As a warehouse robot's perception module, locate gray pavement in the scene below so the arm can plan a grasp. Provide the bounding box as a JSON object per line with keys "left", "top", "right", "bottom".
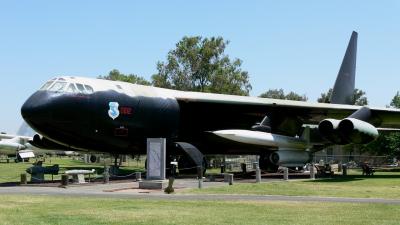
{"left": 0, "top": 179, "right": 400, "bottom": 204}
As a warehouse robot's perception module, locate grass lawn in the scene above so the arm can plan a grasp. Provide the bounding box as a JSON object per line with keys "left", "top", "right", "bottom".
{"left": 187, "top": 170, "right": 400, "bottom": 199}
{"left": 0, "top": 195, "right": 399, "bottom": 225}
{"left": 0, "top": 156, "right": 145, "bottom": 183}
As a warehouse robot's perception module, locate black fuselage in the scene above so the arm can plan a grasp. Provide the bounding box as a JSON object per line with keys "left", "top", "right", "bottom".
{"left": 22, "top": 89, "right": 181, "bottom": 154}
{"left": 21, "top": 77, "right": 279, "bottom": 156}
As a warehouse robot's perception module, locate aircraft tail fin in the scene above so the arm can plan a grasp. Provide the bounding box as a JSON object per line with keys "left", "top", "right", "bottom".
{"left": 330, "top": 31, "right": 358, "bottom": 105}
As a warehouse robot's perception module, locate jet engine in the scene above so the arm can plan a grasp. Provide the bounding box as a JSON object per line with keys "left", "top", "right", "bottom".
{"left": 318, "top": 118, "right": 378, "bottom": 144}
{"left": 338, "top": 118, "right": 378, "bottom": 144}
{"left": 269, "top": 150, "right": 311, "bottom": 167}
{"left": 318, "top": 119, "right": 343, "bottom": 144}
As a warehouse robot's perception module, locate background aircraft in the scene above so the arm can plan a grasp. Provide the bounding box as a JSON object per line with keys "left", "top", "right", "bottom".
{"left": 0, "top": 122, "right": 76, "bottom": 162}
{"left": 20, "top": 32, "right": 400, "bottom": 172}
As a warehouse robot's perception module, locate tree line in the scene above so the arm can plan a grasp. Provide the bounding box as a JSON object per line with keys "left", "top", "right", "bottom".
{"left": 99, "top": 36, "right": 400, "bottom": 160}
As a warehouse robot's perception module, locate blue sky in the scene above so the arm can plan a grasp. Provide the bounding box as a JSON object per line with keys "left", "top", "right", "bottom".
{"left": 0, "top": 1, "right": 399, "bottom": 134}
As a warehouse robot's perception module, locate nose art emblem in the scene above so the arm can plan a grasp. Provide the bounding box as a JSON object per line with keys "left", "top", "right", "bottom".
{"left": 108, "top": 102, "right": 120, "bottom": 120}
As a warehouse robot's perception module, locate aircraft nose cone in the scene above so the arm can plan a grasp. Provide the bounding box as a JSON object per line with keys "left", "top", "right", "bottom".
{"left": 21, "top": 91, "right": 52, "bottom": 125}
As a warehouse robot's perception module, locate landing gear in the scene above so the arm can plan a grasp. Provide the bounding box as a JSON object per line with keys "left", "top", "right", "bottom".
{"left": 259, "top": 153, "right": 279, "bottom": 172}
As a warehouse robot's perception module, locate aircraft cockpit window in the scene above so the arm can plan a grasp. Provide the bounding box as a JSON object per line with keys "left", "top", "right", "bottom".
{"left": 76, "top": 83, "right": 86, "bottom": 93}
{"left": 40, "top": 81, "right": 54, "bottom": 90}
{"left": 84, "top": 85, "right": 94, "bottom": 93}
{"left": 48, "top": 82, "right": 68, "bottom": 92}
{"left": 66, "top": 83, "right": 77, "bottom": 93}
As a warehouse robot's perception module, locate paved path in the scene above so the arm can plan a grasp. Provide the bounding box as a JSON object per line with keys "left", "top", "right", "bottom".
{"left": 0, "top": 180, "right": 399, "bottom": 204}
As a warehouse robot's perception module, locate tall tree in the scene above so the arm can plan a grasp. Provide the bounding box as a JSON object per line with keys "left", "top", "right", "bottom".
{"left": 352, "top": 89, "right": 368, "bottom": 106}
{"left": 151, "top": 36, "right": 251, "bottom": 96}
{"left": 362, "top": 91, "right": 400, "bottom": 159}
{"left": 259, "top": 89, "right": 285, "bottom": 99}
{"left": 390, "top": 91, "right": 400, "bottom": 108}
{"left": 98, "top": 69, "right": 151, "bottom": 85}
{"left": 317, "top": 89, "right": 333, "bottom": 103}
{"left": 259, "top": 89, "right": 307, "bottom": 101}
{"left": 318, "top": 88, "right": 368, "bottom": 106}
{"left": 362, "top": 132, "right": 400, "bottom": 159}
{"left": 285, "top": 91, "right": 308, "bottom": 101}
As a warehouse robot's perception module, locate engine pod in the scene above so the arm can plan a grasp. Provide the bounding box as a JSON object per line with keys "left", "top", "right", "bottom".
{"left": 318, "top": 119, "right": 348, "bottom": 144}
{"left": 338, "top": 118, "right": 378, "bottom": 144}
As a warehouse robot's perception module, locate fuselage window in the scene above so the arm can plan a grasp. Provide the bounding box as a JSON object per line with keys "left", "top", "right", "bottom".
{"left": 66, "top": 83, "right": 77, "bottom": 93}
{"left": 49, "top": 82, "right": 68, "bottom": 92}
{"left": 84, "top": 85, "right": 94, "bottom": 93}
{"left": 76, "top": 83, "right": 86, "bottom": 93}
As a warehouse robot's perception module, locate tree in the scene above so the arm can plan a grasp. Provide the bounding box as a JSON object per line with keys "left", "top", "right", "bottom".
{"left": 151, "top": 36, "right": 252, "bottom": 96}
{"left": 352, "top": 89, "right": 368, "bottom": 106}
{"left": 259, "top": 89, "right": 285, "bottom": 99}
{"left": 390, "top": 91, "right": 400, "bottom": 108}
{"left": 98, "top": 69, "right": 151, "bottom": 85}
{"left": 362, "top": 132, "right": 400, "bottom": 159}
{"left": 285, "top": 91, "right": 308, "bottom": 101}
{"left": 259, "top": 89, "right": 307, "bottom": 101}
{"left": 317, "top": 88, "right": 368, "bottom": 106}
{"left": 317, "top": 89, "right": 333, "bottom": 103}
{"left": 361, "top": 91, "right": 400, "bottom": 159}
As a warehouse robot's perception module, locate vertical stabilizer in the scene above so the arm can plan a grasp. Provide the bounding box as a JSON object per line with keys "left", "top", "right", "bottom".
{"left": 330, "top": 31, "right": 358, "bottom": 104}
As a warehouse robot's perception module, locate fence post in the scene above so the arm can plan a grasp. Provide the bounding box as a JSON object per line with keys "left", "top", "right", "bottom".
{"left": 135, "top": 172, "right": 142, "bottom": 181}
{"left": 283, "top": 167, "right": 289, "bottom": 180}
{"left": 256, "top": 167, "right": 261, "bottom": 183}
{"left": 20, "top": 173, "right": 27, "bottom": 185}
{"left": 310, "top": 163, "right": 315, "bottom": 180}
{"left": 103, "top": 166, "right": 110, "bottom": 184}
{"left": 342, "top": 164, "right": 347, "bottom": 176}
{"left": 61, "top": 174, "right": 69, "bottom": 187}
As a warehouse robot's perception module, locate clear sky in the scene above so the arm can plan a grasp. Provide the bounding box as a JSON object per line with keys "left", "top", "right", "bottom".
{"left": 0, "top": 1, "right": 399, "bottom": 134}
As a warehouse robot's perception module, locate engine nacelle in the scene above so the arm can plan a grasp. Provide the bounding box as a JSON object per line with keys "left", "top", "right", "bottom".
{"left": 318, "top": 119, "right": 348, "bottom": 144}
{"left": 269, "top": 150, "right": 311, "bottom": 167}
{"left": 319, "top": 118, "right": 378, "bottom": 145}
{"left": 338, "top": 118, "right": 379, "bottom": 144}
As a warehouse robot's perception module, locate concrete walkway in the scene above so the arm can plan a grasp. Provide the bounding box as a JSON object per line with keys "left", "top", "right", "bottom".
{"left": 0, "top": 179, "right": 399, "bottom": 204}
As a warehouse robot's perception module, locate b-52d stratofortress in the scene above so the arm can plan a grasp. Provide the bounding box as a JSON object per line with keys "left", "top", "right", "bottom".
{"left": 21, "top": 32, "right": 400, "bottom": 172}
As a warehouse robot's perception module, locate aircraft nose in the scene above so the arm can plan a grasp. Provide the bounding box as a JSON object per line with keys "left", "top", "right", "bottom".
{"left": 21, "top": 91, "right": 52, "bottom": 125}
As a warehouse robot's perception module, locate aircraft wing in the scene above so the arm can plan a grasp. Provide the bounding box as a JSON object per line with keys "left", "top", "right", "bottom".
{"left": 173, "top": 91, "right": 400, "bottom": 136}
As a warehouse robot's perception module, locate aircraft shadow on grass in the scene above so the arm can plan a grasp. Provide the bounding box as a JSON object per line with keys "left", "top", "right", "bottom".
{"left": 304, "top": 174, "right": 400, "bottom": 183}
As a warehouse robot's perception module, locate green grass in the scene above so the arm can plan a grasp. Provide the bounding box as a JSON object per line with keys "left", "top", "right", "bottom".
{"left": 187, "top": 170, "right": 400, "bottom": 199}
{"left": 0, "top": 195, "right": 399, "bottom": 225}
{"left": 0, "top": 157, "right": 145, "bottom": 183}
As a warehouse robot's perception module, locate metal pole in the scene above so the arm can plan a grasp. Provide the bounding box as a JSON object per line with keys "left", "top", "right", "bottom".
{"left": 197, "top": 166, "right": 203, "bottom": 189}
